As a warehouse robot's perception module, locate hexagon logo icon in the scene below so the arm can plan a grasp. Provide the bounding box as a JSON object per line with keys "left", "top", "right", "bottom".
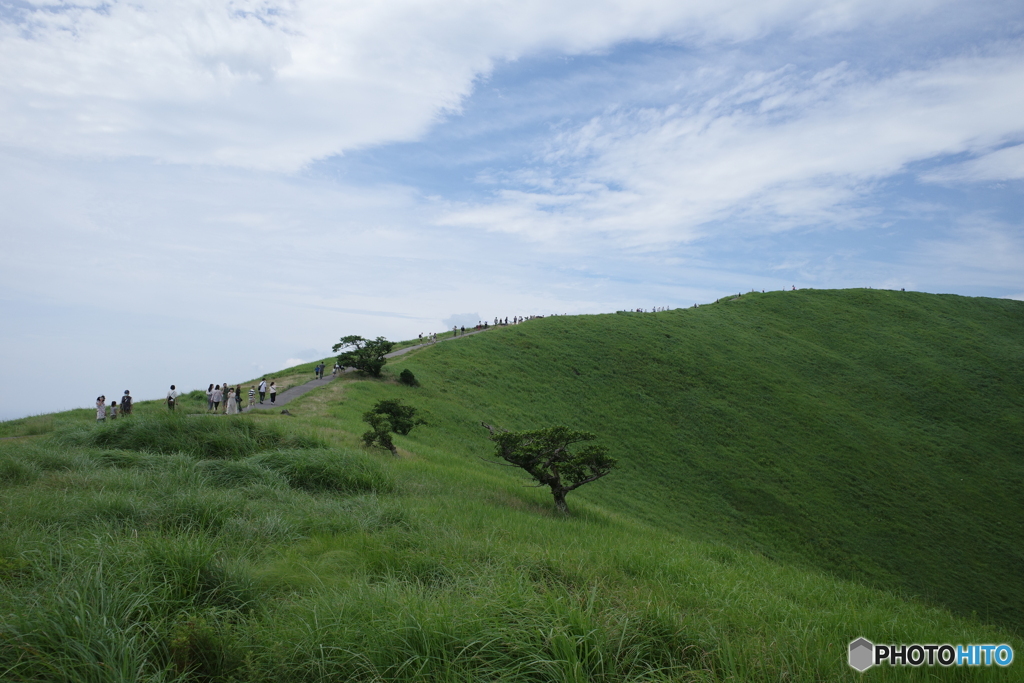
{"left": 849, "top": 637, "right": 874, "bottom": 672}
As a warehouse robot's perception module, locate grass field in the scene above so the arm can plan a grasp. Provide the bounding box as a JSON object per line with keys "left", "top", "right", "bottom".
{"left": 1, "top": 288, "right": 1021, "bottom": 682}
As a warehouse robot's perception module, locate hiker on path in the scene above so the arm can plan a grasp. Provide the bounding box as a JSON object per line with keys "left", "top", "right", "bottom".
{"left": 110, "top": 399, "right": 119, "bottom": 419}
{"left": 269, "top": 382, "right": 277, "bottom": 404}
{"left": 460, "top": 325, "right": 465, "bottom": 335}
{"left": 121, "top": 390, "right": 133, "bottom": 416}
{"left": 206, "top": 384, "right": 214, "bottom": 411}
{"left": 96, "top": 396, "right": 106, "bottom": 422}
{"left": 248, "top": 386, "right": 256, "bottom": 408}
{"left": 212, "top": 385, "right": 222, "bottom": 411}
{"left": 258, "top": 378, "right": 267, "bottom": 404}
{"left": 235, "top": 386, "right": 242, "bottom": 412}
{"left": 167, "top": 385, "right": 178, "bottom": 410}
{"left": 226, "top": 387, "right": 238, "bottom": 414}
{"left": 333, "top": 363, "right": 339, "bottom": 377}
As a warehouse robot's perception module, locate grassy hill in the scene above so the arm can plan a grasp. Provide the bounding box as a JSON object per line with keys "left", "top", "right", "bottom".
{"left": 1, "top": 288, "right": 1022, "bottom": 682}
{"left": 374, "top": 289, "right": 1024, "bottom": 626}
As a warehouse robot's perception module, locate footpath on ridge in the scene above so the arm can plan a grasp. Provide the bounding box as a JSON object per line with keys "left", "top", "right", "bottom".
{"left": 243, "top": 328, "right": 488, "bottom": 412}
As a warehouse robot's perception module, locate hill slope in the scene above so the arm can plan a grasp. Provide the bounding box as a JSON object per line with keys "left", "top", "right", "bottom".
{"left": 2, "top": 288, "right": 1023, "bottom": 682}
{"left": 364, "top": 289, "right": 1024, "bottom": 627}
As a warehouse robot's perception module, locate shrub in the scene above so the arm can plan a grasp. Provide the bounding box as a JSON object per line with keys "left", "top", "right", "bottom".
{"left": 399, "top": 368, "right": 420, "bottom": 386}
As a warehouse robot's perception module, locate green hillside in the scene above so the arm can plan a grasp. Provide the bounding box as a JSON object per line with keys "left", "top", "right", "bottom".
{"left": 376, "top": 289, "right": 1024, "bottom": 627}
{"left": 1, "top": 288, "right": 1022, "bottom": 682}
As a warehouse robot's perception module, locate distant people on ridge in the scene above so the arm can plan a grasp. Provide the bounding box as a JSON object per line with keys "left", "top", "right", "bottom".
{"left": 167, "top": 385, "right": 178, "bottom": 410}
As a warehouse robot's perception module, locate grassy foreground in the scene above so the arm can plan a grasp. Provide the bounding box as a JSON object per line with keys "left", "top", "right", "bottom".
{"left": 1, "top": 289, "right": 1022, "bottom": 682}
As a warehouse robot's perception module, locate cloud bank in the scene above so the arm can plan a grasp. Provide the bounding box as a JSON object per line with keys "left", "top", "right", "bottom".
{"left": 1, "top": 0, "right": 952, "bottom": 170}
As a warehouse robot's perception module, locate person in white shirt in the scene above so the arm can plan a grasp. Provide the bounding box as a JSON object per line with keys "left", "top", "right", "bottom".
{"left": 258, "top": 378, "right": 267, "bottom": 404}
{"left": 269, "top": 382, "right": 277, "bottom": 404}
{"left": 167, "top": 385, "right": 179, "bottom": 410}
{"left": 212, "top": 385, "right": 222, "bottom": 411}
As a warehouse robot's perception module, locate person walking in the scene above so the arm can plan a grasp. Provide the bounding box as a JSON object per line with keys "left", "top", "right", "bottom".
{"left": 269, "top": 382, "right": 277, "bottom": 404}
{"left": 235, "top": 386, "right": 242, "bottom": 412}
{"left": 206, "top": 383, "right": 214, "bottom": 411}
{"left": 121, "top": 390, "right": 133, "bottom": 416}
{"left": 166, "top": 385, "right": 178, "bottom": 410}
{"left": 110, "top": 399, "right": 119, "bottom": 420}
{"left": 96, "top": 396, "right": 106, "bottom": 422}
{"left": 258, "top": 378, "right": 267, "bottom": 404}
{"left": 248, "top": 386, "right": 256, "bottom": 408}
{"left": 212, "top": 384, "right": 222, "bottom": 412}
{"left": 225, "top": 387, "right": 238, "bottom": 415}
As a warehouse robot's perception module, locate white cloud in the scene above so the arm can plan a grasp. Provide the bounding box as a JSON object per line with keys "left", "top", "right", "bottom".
{"left": 0, "top": 0, "right": 952, "bottom": 170}
{"left": 439, "top": 51, "right": 1024, "bottom": 246}
{"left": 922, "top": 143, "right": 1024, "bottom": 183}
{"left": 915, "top": 217, "right": 1024, "bottom": 282}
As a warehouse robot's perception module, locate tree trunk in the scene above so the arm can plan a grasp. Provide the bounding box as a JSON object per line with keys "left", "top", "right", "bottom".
{"left": 552, "top": 488, "right": 570, "bottom": 514}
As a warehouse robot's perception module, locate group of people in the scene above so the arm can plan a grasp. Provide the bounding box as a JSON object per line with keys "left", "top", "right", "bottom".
{"left": 205, "top": 383, "right": 245, "bottom": 414}
{"left": 96, "top": 378, "right": 283, "bottom": 419}
{"left": 96, "top": 391, "right": 134, "bottom": 421}
{"left": 313, "top": 363, "right": 339, "bottom": 379}
{"left": 207, "top": 378, "right": 278, "bottom": 411}
{"left": 449, "top": 316, "right": 534, "bottom": 337}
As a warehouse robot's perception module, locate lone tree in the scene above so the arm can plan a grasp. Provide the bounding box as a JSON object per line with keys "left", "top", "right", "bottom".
{"left": 481, "top": 423, "right": 617, "bottom": 514}
{"left": 333, "top": 335, "right": 394, "bottom": 377}
{"left": 363, "top": 399, "right": 425, "bottom": 455}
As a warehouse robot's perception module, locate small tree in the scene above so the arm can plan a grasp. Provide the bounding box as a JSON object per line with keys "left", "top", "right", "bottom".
{"left": 333, "top": 335, "right": 395, "bottom": 377}
{"left": 398, "top": 368, "right": 419, "bottom": 386}
{"left": 481, "top": 423, "right": 617, "bottom": 514}
{"left": 362, "top": 399, "right": 425, "bottom": 456}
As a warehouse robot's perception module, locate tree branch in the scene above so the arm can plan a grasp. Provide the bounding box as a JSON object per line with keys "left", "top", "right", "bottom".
{"left": 476, "top": 456, "right": 520, "bottom": 467}
{"left": 563, "top": 471, "right": 612, "bottom": 492}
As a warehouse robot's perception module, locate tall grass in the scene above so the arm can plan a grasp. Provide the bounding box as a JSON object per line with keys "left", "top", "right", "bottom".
{"left": 52, "top": 411, "right": 325, "bottom": 459}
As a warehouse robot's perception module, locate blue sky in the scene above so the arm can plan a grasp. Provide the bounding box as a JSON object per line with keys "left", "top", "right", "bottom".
{"left": 1, "top": 0, "right": 1022, "bottom": 420}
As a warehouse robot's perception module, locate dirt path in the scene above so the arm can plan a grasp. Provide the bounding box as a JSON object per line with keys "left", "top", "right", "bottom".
{"left": 244, "top": 327, "right": 491, "bottom": 412}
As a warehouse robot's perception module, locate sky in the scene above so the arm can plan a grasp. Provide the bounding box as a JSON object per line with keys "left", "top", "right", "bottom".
{"left": 1, "top": 0, "right": 1022, "bottom": 420}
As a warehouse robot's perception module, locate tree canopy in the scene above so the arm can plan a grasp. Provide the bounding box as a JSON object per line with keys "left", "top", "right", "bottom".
{"left": 481, "top": 423, "right": 617, "bottom": 514}
{"left": 363, "top": 399, "right": 426, "bottom": 455}
{"left": 332, "top": 335, "right": 394, "bottom": 377}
